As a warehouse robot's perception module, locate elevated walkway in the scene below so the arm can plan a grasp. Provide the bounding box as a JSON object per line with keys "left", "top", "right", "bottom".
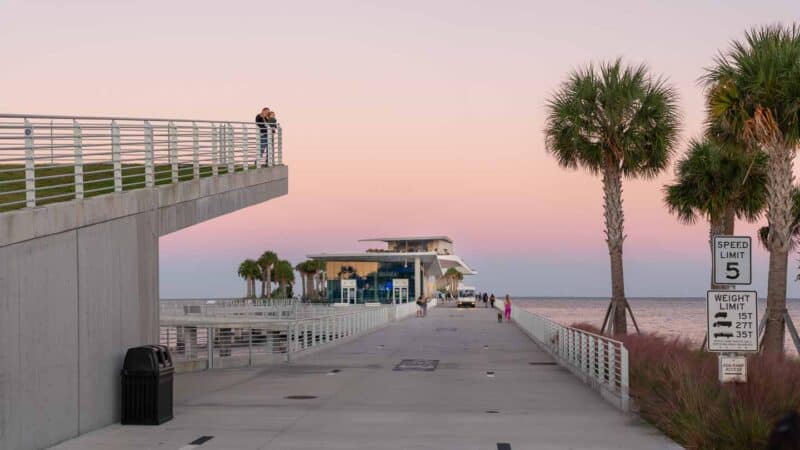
{"left": 0, "top": 114, "right": 289, "bottom": 450}
{"left": 52, "top": 306, "right": 679, "bottom": 450}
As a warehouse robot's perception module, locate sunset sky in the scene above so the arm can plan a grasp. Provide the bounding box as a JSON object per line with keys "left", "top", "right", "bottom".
{"left": 2, "top": 0, "right": 800, "bottom": 298}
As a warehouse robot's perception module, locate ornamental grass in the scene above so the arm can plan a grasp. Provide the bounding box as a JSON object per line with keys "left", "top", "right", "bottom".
{"left": 570, "top": 322, "right": 800, "bottom": 449}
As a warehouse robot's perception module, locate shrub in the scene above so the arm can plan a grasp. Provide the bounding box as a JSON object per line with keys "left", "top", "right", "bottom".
{"left": 570, "top": 323, "right": 800, "bottom": 449}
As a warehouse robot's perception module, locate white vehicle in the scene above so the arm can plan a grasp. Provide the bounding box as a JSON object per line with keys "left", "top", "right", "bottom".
{"left": 456, "top": 286, "right": 477, "bottom": 308}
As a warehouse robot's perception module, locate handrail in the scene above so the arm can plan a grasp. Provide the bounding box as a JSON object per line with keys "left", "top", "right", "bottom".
{"left": 0, "top": 112, "right": 272, "bottom": 125}
{"left": 501, "top": 304, "right": 630, "bottom": 412}
{"left": 0, "top": 113, "right": 284, "bottom": 211}
{"left": 159, "top": 298, "right": 434, "bottom": 372}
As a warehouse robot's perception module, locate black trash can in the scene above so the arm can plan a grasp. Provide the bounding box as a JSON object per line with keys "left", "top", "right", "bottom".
{"left": 121, "top": 345, "right": 174, "bottom": 425}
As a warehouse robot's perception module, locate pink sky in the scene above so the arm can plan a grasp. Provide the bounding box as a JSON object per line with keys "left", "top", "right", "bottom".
{"left": 2, "top": 0, "right": 799, "bottom": 297}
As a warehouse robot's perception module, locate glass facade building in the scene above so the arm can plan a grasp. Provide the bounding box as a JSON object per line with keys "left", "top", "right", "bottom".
{"left": 324, "top": 261, "right": 421, "bottom": 304}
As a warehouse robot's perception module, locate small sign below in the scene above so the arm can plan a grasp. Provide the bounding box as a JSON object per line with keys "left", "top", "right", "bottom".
{"left": 719, "top": 355, "right": 747, "bottom": 383}
{"left": 707, "top": 290, "right": 758, "bottom": 352}
{"left": 712, "top": 236, "right": 752, "bottom": 285}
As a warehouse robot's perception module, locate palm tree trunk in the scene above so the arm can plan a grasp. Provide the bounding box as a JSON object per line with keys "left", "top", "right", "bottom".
{"left": 709, "top": 216, "right": 727, "bottom": 290}
{"left": 723, "top": 205, "right": 736, "bottom": 235}
{"left": 603, "top": 162, "right": 628, "bottom": 335}
{"left": 301, "top": 273, "right": 307, "bottom": 299}
{"left": 261, "top": 269, "right": 269, "bottom": 297}
{"left": 763, "top": 141, "right": 795, "bottom": 354}
{"left": 266, "top": 266, "right": 273, "bottom": 298}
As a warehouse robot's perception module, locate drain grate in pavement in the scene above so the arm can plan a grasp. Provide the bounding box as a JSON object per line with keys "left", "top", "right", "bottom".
{"left": 486, "top": 410, "right": 500, "bottom": 414}
{"left": 529, "top": 362, "right": 557, "bottom": 366}
{"left": 393, "top": 359, "right": 439, "bottom": 371}
{"left": 285, "top": 395, "right": 318, "bottom": 400}
{"left": 436, "top": 327, "right": 457, "bottom": 332}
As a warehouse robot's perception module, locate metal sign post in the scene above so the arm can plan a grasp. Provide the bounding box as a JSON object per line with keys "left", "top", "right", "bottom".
{"left": 707, "top": 235, "right": 755, "bottom": 384}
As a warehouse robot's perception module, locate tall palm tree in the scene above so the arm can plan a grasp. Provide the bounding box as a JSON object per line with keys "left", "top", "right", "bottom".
{"left": 545, "top": 60, "right": 680, "bottom": 335}
{"left": 257, "top": 251, "right": 279, "bottom": 298}
{"left": 272, "top": 259, "right": 295, "bottom": 298}
{"left": 237, "top": 259, "right": 260, "bottom": 298}
{"left": 704, "top": 24, "right": 800, "bottom": 353}
{"left": 664, "top": 138, "right": 767, "bottom": 288}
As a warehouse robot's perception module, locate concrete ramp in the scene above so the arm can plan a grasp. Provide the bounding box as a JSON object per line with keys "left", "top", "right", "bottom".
{"left": 0, "top": 166, "right": 287, "bottom": 450}
{"left": 50, "top": 306, "right": 678, "bottom": 450}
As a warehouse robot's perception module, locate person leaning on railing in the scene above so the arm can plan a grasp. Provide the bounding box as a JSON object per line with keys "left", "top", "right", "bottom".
{"left": 255, "top": 107, "right": 278, "bottom": 167}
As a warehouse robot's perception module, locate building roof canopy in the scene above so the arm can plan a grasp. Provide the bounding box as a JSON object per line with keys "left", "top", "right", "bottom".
{"left": 359, "top": 235, "right": 453, "bottom": 244}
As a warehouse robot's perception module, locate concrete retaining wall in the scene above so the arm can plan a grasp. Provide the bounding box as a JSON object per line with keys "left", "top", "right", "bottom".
{"left": 0, "top": 166, "right": 288, "bottom": 450}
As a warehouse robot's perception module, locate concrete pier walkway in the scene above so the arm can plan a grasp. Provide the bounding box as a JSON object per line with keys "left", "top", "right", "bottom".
{"left": 51, "top": 306, "right": 679, "bottom": 450}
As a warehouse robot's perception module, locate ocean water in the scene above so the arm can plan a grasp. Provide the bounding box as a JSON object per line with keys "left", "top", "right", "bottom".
{"left": 517, "top": 297, "right": 800, "bottom": 356}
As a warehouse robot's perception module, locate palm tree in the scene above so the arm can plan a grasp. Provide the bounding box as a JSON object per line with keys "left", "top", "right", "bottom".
{"left": 294, "top": 260, "right": 320, "bottom": 300}
{"left": 237, "top": 259, "right": 260, "bottom": 298}
{"left": 257, "top": 251, "right": 279, "bottom": 298}
{"left": 309, "top": 259, "right": 327, "bottom": 300}
{"left": 272, "top": 259, "right": 295, "bottom": 298}
{"left": 545, "top": 60, "right": 680, "bottom": 335}
{"left": 444, "top": 267, "right": 463, "bottom": 297}
{"left": 704, "top": 24, "right": 800, "bottom": 353}
{"left": 664, "top": 138, "right": 767, "bottom": 288}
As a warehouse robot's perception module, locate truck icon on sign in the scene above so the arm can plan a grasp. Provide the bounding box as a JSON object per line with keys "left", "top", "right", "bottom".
{"left": 714, "top": 332, "right": 734, "bottom": 339}
{"left": 713, "top": 321, "right": 733, "bottom": 328}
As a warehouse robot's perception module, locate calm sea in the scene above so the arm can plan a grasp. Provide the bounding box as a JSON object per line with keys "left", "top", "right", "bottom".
{"left": 517, "top": 297, "right": 800, "bottom": 357}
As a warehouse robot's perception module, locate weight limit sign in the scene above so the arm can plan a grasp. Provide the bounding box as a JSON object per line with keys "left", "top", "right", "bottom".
{"left": 712, "top": 236, "right": 751, "bottom": 285}
{"left": 706, "top": 290, "right": 758, "bottom": 352}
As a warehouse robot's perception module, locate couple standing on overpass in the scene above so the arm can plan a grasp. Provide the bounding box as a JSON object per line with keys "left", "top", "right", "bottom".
{"left": 255, "top": 107, "right": 278, "bottom": 166}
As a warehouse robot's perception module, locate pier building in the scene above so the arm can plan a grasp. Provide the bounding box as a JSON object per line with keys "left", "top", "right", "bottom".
{"left": 308, "top": 236, "right": 475, "bottom": 304}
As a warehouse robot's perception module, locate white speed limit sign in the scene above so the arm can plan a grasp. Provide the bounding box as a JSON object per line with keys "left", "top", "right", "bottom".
{"left": 712, "top": 236, "right": 751, "bottom": 285}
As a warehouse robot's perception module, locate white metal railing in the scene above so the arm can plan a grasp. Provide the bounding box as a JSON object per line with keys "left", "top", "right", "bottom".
{"left": 0, "top": 113, "right": 283, "bottom": 211}
{"left": 501, "top": 304, "right": 630, "bottom": 412}
{"left": 159, "top": 298, "right": 435, "bottom": 372}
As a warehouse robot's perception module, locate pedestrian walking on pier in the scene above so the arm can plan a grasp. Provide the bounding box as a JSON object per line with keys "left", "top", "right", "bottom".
{"left": 482, "top": 292, "right": 488, "bottom": 308}
{"left": 417, "top": 296, "right": 428, "bottom": 317}
{"left": 503, "top": 295, "right": 512, "bottom": 321}
{"left": 489, "top": 294, "right": 495, "bottom": 309}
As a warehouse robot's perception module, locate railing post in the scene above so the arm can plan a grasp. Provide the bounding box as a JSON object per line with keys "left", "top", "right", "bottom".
{"left": 207, "top": 327, "right": 214, "bottom": 369}
{"left": 599, "top": 338, "right": 607, "bottom": 384}
{"left": 608, "top": 341, "right": 616, "bottom": 388}
{"left": 23, "top": 119, "right": 35, "bottom": 207}
{"left": 242, "top": 124, "right": 249, "bottom": 171}
{"left": 111, "top": 120, "right": 122, "bottom": 192}
{"left": 192, "top": 122, "right": 200, "bottom": 179}
{"left": 168, "top": 121, "right": 178, "bottom": 183}
{"left": 211, "top": 123, "right": 219, "bottom": 176}
{"left": 620, "top": 346, "right": 630, "bottom": 412}
{"left": 144, "top": 121, "right": 154, "bottom": 187}
{"left": 248, "top": 328, "right": 253, "bottom": 367}
{"left": 73, "top": 120, "right": 83, "bottom": 199}
{"left": 226, "top": 123, "right": 235, "bottom": 174}
{"left": 276, "top": 124, "right": 282, "bottom": 165}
